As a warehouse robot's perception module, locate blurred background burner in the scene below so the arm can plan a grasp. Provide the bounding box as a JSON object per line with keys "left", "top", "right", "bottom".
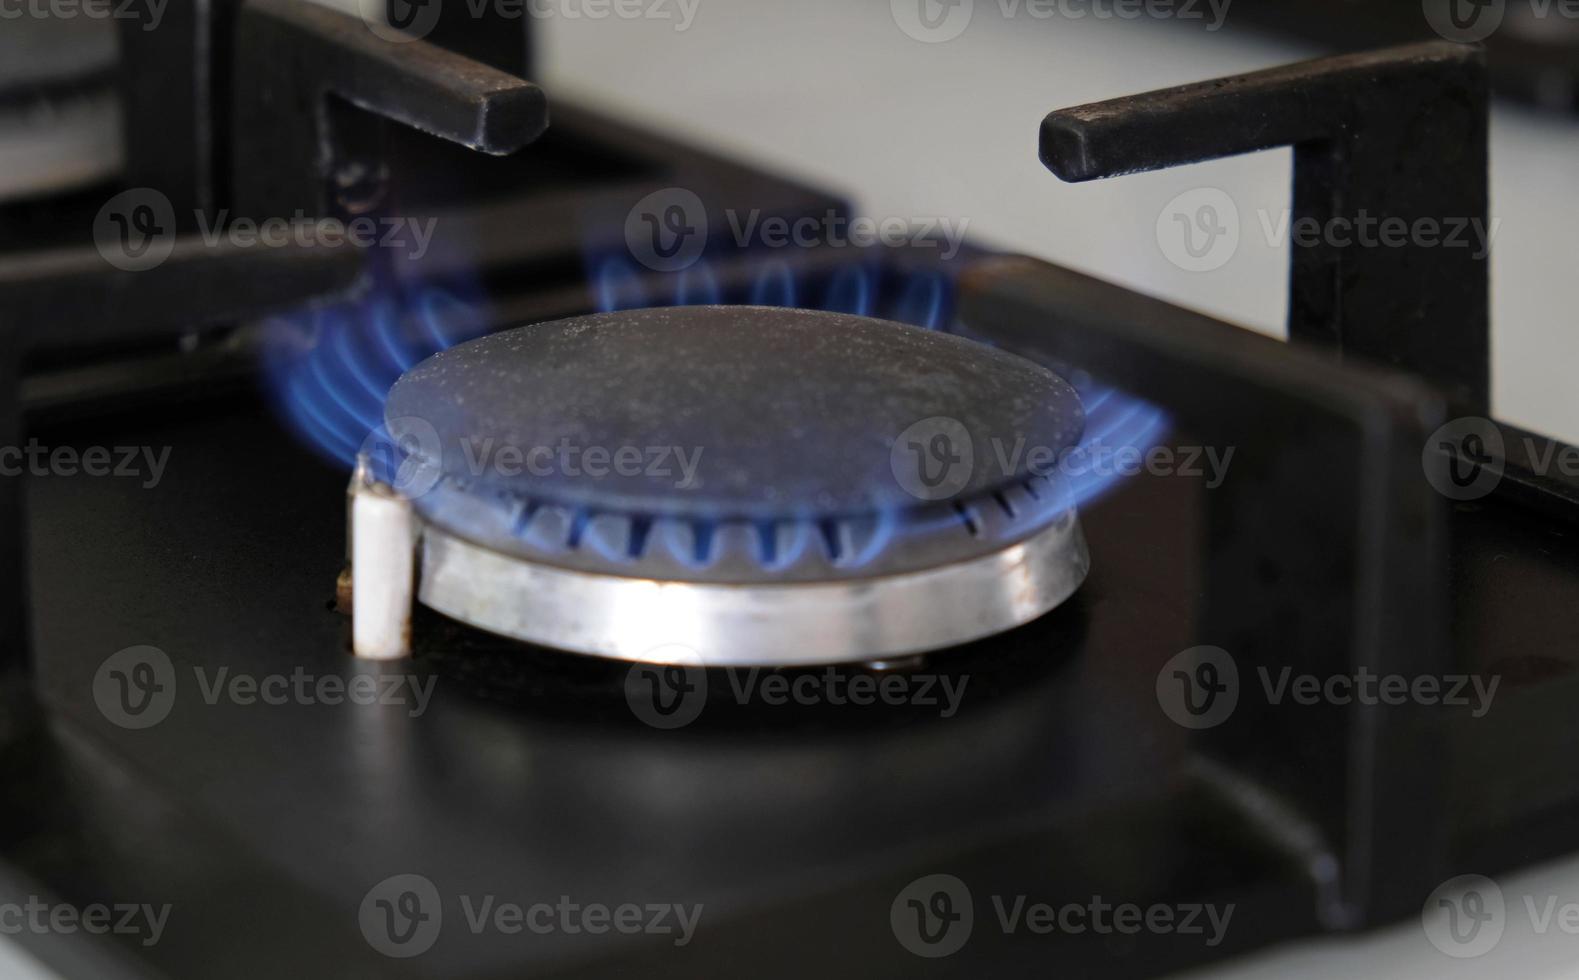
{"left": 366, "top": 305, "right": 1092, "bottom": 665}
{"left": 0, "top": 17, "right": 120, "bottom": 211}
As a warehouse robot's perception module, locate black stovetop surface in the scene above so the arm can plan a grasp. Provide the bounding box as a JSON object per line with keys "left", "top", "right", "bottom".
{"left": 11, "top": 381, "right": 1579, "bottom": 978}
{"left": 14, "top": 394, "right": 1293, "bottom": 979}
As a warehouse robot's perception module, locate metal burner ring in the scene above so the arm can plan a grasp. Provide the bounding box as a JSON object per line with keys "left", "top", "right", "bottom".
{"left": 417, "top": 510, "right": 1088, "bottom": 666}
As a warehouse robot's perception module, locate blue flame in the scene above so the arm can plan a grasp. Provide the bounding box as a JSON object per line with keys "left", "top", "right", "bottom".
{"left": 747, "top": 261, "right": 797, "bottom": 307}
{"left": 595, "top": 256, "right": 646, "bottom": 313}
{"left": 1059, "top": 381, "right": 1171, "bottom": 511}
{"left": 821, "top": 264, "right": 873, "bottom": 316}
{"left": 587, "top": 254, "right": 950, "bottom": 330}
{"left": 263, "top": 242, "right": 1167, "bottom": 585}
{"left": 673, "top": 262, "right": 722, "bottom": 305}
{"left": 582, "top": 516, "right": 637, "bottom": 566}
{"left": 759, "top": 516, "right": 812, "bottom": 571}
{"left": 891, "top": 271, "right": 947, "bottom": 330}
{"left": 262, "top": 274, "right": 487, "bottom": 467}
{"left": 836, "top": 509, "right": 898, "bottom": 568}
{"left": 657, "top": 518, "right": 717, "bottom": 570}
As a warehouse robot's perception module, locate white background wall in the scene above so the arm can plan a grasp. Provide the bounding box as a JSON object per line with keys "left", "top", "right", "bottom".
{"left": 532, "top": 0, "right": 1577, "bottom": 445}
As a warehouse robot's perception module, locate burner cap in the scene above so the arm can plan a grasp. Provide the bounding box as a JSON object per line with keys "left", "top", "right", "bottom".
{"left": 377, "top": 306, "right": 1092, "bottom": 664}
{"left": 385, "top": 305, "right": 1083, "bottom": 522}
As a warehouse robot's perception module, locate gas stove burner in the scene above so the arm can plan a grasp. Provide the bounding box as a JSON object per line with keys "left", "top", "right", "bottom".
{"left": 354, "top": 306, "right": 1091, "bottom": 665}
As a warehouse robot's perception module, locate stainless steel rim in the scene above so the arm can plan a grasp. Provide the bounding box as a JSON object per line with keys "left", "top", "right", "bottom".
{"left": 417, "top": 513, "right": 1090, "bottom": 666}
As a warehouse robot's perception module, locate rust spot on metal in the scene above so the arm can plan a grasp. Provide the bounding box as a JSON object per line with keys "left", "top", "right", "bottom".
{"left": 335, "top": 566, "right": 353, "bottom": 615}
